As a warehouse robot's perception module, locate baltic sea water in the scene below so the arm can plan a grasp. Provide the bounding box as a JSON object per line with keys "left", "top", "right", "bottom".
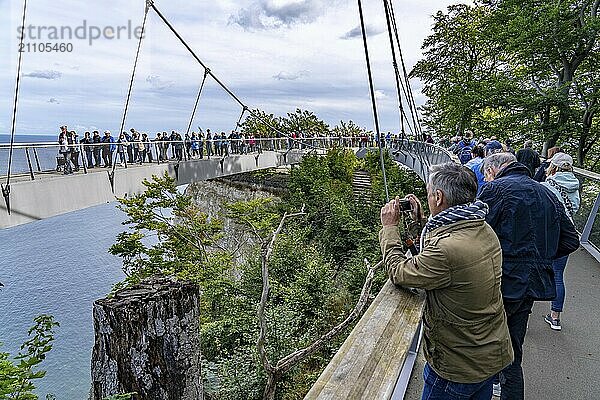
{"left": 0, "top": 134, "right": 63, "bottom": 176}
{"left": 0, "top": 134, "right": 126, "bottom": 399}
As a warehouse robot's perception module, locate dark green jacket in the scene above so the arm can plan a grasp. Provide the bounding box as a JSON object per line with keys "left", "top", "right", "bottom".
{"left": 379, "top": 219, "right": 513, "bottom": 383}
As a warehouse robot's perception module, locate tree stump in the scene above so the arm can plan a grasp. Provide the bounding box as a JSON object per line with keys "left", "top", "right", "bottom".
{"left": 91, "top": 277, "right": 202, "bottom": 400}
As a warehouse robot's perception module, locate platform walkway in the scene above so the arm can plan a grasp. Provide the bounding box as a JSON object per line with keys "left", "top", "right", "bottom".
{"left": 405, "top": 247, "right": 600, "bottom": 400}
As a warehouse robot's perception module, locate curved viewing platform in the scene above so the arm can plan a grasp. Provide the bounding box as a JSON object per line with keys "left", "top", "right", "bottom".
{"left": 0, "top": 138, "right": 450, "bottom": 229}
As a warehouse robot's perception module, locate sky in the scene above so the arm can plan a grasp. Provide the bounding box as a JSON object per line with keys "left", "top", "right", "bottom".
{"left": 0, "top": 0, "right": 466, "bottom": 137}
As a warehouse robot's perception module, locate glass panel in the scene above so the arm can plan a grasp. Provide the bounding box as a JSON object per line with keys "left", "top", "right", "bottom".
{"left": 0, "top": 145, "right": 61, "bottom": 176}
{"left": 573, "top": 173, "right": 600, "bottom": 233}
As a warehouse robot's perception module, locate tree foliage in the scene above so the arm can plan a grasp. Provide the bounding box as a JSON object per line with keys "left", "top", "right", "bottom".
{"left": 411, "top": 1, "right": 600, "bottom": 169}
{"left": 0, "top": 315, "right": 59, "bottom": 400}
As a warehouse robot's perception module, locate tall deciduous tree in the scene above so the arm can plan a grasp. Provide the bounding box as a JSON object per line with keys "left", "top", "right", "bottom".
{"left": 486, "top": 0, "right": 600, "bottom": 161}
{"left": 412, "top": 1, "right": 600, "bottom": 167}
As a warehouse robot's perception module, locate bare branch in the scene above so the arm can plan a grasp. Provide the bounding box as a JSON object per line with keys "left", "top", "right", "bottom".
{"left": 530, "top": 74, "right": 547, "bottom": 97}
{"left": 265, "top": 205, "right": 306, "bottom": 262}
{"left": 256, "top": 205, "right": 306, "bottom": 375}
{"left": 275, "top": 260, "right": 383, "bottom": 374}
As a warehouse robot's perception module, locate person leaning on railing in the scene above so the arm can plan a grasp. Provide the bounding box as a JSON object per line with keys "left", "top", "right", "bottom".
{"left": 81, "top": 131, "right": 94, "bottom": 168}
{"left": 92, "top": 131, "right": 102, "bottom": 167}
{"left": 379, "top": 162, "right": 513, "bottom": 400}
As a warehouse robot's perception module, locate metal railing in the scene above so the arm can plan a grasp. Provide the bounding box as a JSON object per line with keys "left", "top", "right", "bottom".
{"left": 0, "top": 137, "right": 328, "bottom": 179}
{"left": 0, "top": 136, "right": 451, "bottom": 181}
{"left": 573, "top": 167, "right": 600, "bottom": 262}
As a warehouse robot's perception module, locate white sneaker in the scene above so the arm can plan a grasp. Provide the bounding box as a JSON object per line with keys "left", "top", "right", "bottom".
{"left": 493, "top": 383, "right": 501, "bottom": 397}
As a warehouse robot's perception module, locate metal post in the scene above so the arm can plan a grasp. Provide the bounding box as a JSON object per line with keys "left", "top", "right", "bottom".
{"left": 80, "top": 143, "right": 88, "bottom": 174}
{"left": 24, "top": 147, "right": 35, "bottom": 180}
{"left": 32, "top": 147, "right": 41, "bottom": 171}
{"left": 581, "top": 194, "right": 600, "bottom": 244}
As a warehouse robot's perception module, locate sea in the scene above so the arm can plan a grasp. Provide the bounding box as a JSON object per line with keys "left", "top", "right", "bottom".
{"left": 0, "top": 134, "right": 126, "bottom": 399}
{"left": 0, "top": 134, "right": 63, "bottom": 176}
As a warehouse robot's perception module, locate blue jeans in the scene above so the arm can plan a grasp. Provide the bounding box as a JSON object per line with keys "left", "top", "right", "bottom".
{"left": 552, "top": 256, "right": 568, "bottom": 312}
{"left": 422, "top": 363, "right": 494, "bottom": 400}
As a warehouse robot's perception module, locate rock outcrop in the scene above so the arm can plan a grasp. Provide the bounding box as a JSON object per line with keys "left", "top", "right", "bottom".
{"left": 91, "top": 277, "right": 202, "bottom": 400}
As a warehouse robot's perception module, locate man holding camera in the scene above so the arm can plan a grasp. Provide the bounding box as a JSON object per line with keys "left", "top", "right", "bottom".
{"left": 380, "top": 162, "right": 513, "bottom": 400}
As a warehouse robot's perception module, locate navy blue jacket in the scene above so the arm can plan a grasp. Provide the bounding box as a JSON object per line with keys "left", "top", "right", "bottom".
{"left": 478, "top": 163, "right": 579, "bottom": 301}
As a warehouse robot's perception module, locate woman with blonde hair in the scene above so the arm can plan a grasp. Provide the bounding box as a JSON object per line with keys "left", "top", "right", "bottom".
{"left": 533, "top": 146, "right": 562, "bottom": 182}
{"left": 541, "top": 152, "right": 580, "bottom": 331}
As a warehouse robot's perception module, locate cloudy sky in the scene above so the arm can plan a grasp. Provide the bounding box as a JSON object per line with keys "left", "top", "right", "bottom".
{"left": 0, "top": 0, "right": 465, "bottom": 137}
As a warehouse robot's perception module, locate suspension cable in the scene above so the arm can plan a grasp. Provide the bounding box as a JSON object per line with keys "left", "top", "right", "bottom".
{"left": 2, "top": 0, "right": 28, "bottom": 214}
{"left": 386, "top": 0, "right": 430, "bottom": 169}
{"left": 111, "top": 0, "right": 151, "bottom": 183}
{"left": 388, "top": 0, "right": 423, "bottom": 140}
{"left": 382, "top": 0, "right": 408, "bottom": 138}
{"left": 233, "top": 106, "right": 248, "bottom": 133}
{"left": 149, "top": 2, "right": 323, "bottom": 151}
{"left": 357, "top": 0, "right": 389, "bottom": 202}
{"left": 186, "top": 68, "right": 210, "bottom": 135}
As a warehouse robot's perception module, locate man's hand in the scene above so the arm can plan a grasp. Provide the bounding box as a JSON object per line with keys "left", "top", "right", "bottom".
{"left": 405, "top": 194, "right": 424, "bottom": 222}
{"left": 381, "top": 198, "right": 401, "bottom": 226}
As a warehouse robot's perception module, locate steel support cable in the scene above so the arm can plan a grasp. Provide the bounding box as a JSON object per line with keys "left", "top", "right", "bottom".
{"left": 357, "top": 0, "right": 390, "bottom": 202}
{"left": 385, "top": 7, "right": 416, "bottom": 137}
{"left": 381, "top": 0, "right": 413, "bottom": 159}
{"left": 383, "top": 0, "right": 429, "bottom": 172}
{"left": 233, "top": 107, "right": 247, "bottom": 133}
{"left": 149, "top": 2, "right": 324, "bottom": 151}
{"left": 382, "top": 0, "right": 410, "bottom": 139}
{"left": 389, "top": 0, "right": 423, "bottom": 140}
{"left": 2, "top": 0, "right": 28, "bottom": 214}
{"left": 110, "top": 0, "right": 151, "bottom": 185}
{"left": 388, "top": 1, "right": 421, "bottom": 136}
{"left": 186, "top": 68, "right": 210, "bottom": 135}
{"left": 387, "top": 1, "right": 430, "bottom": 168}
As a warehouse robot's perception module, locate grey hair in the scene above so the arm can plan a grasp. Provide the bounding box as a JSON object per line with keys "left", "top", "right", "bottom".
{"left": 483, "top": 152, "right": 517, "bottom": 171}
{"left": 428, "top": 163, "right": 478, "bottom": 207}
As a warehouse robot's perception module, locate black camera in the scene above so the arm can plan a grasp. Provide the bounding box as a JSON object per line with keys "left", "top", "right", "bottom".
{"left": 398, "top": 199, "right": 412, "bottom": 212}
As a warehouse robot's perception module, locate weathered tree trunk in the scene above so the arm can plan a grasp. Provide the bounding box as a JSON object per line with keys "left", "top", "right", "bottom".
{"left": 91, "top": 277, "right": 202, "bottom": 400}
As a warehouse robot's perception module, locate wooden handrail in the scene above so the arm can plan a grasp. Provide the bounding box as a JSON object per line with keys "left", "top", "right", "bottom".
{"left": 305, "top": 281, "right": 425, "bottom": 400}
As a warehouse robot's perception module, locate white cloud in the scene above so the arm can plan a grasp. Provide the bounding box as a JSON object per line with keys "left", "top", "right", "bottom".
{"left": 23, "top": 70, "right": 62, "bottom": 80}
{"left": 340, "top": 24, "right": 385, "bottom": 40}
{"left": 229, "top": 0, "right": 335, "bottom": 30}
{"left": 375, "top": 90, "right": 387, "bottom": 100}
{"left": 273, "top": 70, "right": 309, "bottom": 80}
{"left": 146, "top": 75, "right": 175, "bottom": 91}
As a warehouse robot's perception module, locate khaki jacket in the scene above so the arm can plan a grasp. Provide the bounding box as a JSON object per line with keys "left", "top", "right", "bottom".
{"left": 379, "top": 219, "right": 513, "bottom": 383}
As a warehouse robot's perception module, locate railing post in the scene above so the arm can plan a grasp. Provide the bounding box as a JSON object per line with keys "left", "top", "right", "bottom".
{"left": 24, "top": 147, "right": 35, "bottom": 180}
{"left": 32, "top": 147, "right": 41, "bottom": 171}
{"left": 581, "top": 192, "right": 600, "bottom": 262}
{"left": 80, "top": 143, "right": 88, "bottom": 174}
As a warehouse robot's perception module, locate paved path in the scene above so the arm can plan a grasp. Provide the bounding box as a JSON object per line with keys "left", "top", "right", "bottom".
{"left": 405, "top": 248, "right": 600, "bottom": 400}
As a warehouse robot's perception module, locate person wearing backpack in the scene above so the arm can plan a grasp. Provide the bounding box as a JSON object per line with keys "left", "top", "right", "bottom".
{"left": 541, "top": 152, "right": 581, "bottom": 331}
{"left": 455, "top": 134, "right": 475, "bottom": 164}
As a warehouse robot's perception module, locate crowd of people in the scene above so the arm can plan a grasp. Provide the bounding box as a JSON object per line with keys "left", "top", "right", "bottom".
{"left": 55, "top": 126, "right": 440, "bottom": 175}
{"left": 57, "top": 125, "right": 363, "bottom": 174}
{"left": 380, "top": 134, "right": 581, "bottom": 399}
{"left": 57, "top": 126, "right": 267, "bottom": 174}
